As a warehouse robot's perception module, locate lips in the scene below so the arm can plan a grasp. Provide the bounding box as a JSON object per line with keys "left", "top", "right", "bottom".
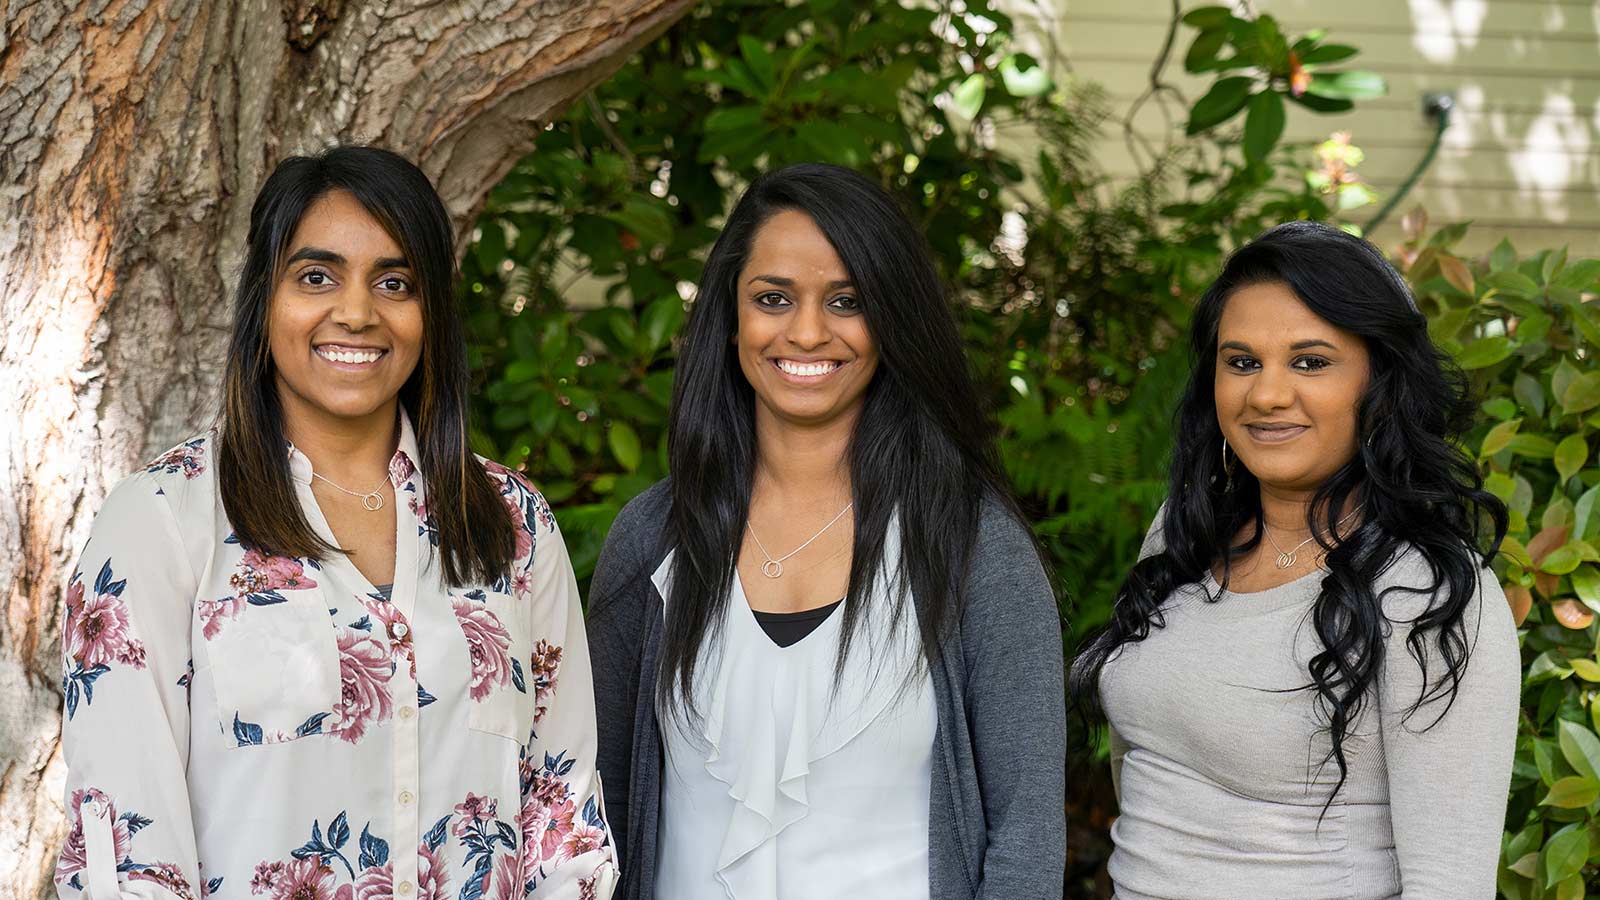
{"left": 1244, "top": 423, "right": 1309, "bottom": 444}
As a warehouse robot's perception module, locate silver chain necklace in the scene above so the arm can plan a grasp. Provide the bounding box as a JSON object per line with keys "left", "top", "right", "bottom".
{"left": 1265, "top": 505, "right": 1364, "bottom": 570}
{"left": 747, "top": 502, "right": 854, "bottom": 578}
{"left": 311, "top": 470, "right": 389, "bottom": 511}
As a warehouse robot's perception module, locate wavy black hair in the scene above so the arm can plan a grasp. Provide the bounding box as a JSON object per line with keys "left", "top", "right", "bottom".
{"left": 1070, "top": 220, "right": 1507, "bottom": 804}
{"left": 660, "top": 163, "right": 1025, "bottom": 717}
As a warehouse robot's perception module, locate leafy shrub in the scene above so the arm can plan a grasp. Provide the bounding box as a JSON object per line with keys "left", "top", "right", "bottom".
{"left": 1392, "top": 212, "right": 1600, "bottom": 897}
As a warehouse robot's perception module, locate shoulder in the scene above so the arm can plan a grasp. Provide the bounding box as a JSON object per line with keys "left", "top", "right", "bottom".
{"left": 587, "top": 479, "right": 672, "bottom": 619}
{"left": 474, "top": 454, "right": 558, "bottom": 534}
{"left": 1376, "top": 541, "right": 1517, "bottom": 640}
{"left": 80, "top": 441, "right": 208, "bottom": 572}
{"left": 963, "top": 494, "right": 1059, "bottom": 631}
{"left": 137, "top": 431, "right": 215, "bottom": 494}
{"left": 607, "top": 478, "right": 673, "bottom": 554}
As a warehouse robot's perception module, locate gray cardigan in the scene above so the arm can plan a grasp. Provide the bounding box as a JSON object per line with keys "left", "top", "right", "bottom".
{"left": 585, "top": 480, "right": 1067, "bottom": 899}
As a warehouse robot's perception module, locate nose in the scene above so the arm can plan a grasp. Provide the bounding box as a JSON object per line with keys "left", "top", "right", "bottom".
{"left": 328, "top": 282, "right": 379, "bottom": 332}
{"left": 784, "top": 298, "right": 831, "bottom": 350}
{"left": 1246, "top": 364, "right": 1295, "bottom": 412}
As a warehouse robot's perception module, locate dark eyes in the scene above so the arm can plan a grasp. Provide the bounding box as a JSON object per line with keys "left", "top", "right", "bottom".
{"left": 753, "top": 291, "right": 860, "bottom": 312}
{"left": 295, "top": 268, "right": 413, "bottom": 296}
{"left": 1222, "top": 355, "right": 1332, "bottom": 372}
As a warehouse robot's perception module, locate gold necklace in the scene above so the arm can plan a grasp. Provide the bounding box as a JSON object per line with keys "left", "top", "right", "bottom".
{"left": 311, "top": 470, "right": 389, "bottom": 511}
{"left": 1264, "top": 505, "right": 1364, "bottom": 570}
{"left": 747, "top": 502, "right": 853, "bottom": 578}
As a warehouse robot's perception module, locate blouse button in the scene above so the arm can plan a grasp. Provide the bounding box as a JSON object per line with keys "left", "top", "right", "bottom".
{"left": 397, "top": 881, "right": 415, "bottom": 896}
{"left": 399, "top": 706, "right": 416, "bottom": 720}
{"left": 399, "top": 790, "right": 414, "bottom": 805}
{"left": 392, "top": 622, "right": 409, "bottom": 639}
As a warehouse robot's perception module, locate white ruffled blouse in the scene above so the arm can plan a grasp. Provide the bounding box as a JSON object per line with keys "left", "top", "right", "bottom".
{"left": 651, "top": 529, "right": 936, "bottom": 900}
{"left": 55, "top": 415, "right": 617, "bottom": 900}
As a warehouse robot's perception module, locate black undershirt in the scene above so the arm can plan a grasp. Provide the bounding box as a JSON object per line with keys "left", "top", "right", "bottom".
{"left": 751, "top": 598, "right": 844, "bottom": 648}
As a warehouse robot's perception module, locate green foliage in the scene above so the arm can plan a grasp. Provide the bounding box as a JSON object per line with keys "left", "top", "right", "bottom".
{"left": 1393, "top": 212, "right": 1600, "bottom": 897}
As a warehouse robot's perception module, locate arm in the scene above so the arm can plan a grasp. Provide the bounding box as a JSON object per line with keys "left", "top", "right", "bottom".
{"left": 1380, "top": 567, "right": 1520, "bottom": 898}
{"left": 55, "top": 477, "right": 203, "bottom": 900}
{"left": 1108, "top": 726, "right": 1129, "bottom": 805}
{"left": 521, "top": 512, "right": 619, "bottom": 898}
{"left": 966, "top": 509, "right": 1068, "bottom": 898}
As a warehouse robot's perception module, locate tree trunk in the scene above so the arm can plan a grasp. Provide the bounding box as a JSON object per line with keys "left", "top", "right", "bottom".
{"left": 0, "top": 0, "right": 693, "bottom": 895}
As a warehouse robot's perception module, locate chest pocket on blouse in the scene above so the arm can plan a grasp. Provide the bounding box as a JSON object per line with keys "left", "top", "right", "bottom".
{"left": 453, "top": 587, "right": 536, "bottom": 744}
{"left": 201, "top": 565, "right": 341, "bottom": 747}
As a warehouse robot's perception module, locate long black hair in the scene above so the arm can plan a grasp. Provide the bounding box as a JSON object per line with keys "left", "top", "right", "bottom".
{"left": 660, "top": 163, "right": 1022, "bottom": 716}
{"left": 217, "top": 145, "right": 514, "bottom": 586}
{"left": 1070, "top": 220, "right": 1507, "bottom": 803}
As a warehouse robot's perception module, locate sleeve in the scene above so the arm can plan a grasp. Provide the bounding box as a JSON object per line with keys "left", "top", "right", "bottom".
{"left": 521, "top": 510, "right": 619, "bottom": 898}
{"left": 1379, "top": 565, "right": 1520, "bottom": 899}
{"left": 55, "top": 476, "right": 203, "bottom": 900}
{"left": 965, "top": 510, "right": 1068, "bottom": 898}
{"left": 1108, "top": 726, "right": 1130, "bottom": 805}
{"left": 583, "top": 508, "right": 649, "bottom": 871}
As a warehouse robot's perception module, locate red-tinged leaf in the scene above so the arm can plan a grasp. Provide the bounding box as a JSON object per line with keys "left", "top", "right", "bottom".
{"left": 1530, "top": 526, "right": 1573, "bottom": 565}
{"left": 1506, "top": 583, "right": 1533, "bottom": 626}
{"left": 1402, "top": 206, "right": 1428, "bottom": 243}
{"left": 1554, "top": 599, "right": 1595, "bottom": 629}
{"left": 1439, "top": 254, "right": 1474, "bottom": 296}
{"left": 1537, "top": 571, "right": 1561, "bottom": 599}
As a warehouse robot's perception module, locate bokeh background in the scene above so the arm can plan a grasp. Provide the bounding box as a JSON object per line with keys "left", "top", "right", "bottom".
{"left": 4, "top": 1, "right": 1600, "bottom": 897}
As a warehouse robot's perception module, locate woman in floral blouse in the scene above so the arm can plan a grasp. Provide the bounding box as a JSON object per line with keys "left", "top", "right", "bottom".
{"left": 56, "top": 147, "right": 615, "bottom": 900}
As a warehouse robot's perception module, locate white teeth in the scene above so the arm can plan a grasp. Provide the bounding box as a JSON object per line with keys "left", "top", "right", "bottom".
{"left": 777, "top": 360, "right": 839, "bottom": 377}
{"left": 318, "top": 347, "right": 383, "bottom": 365}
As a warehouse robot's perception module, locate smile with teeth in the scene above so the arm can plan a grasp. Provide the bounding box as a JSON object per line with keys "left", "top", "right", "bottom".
{"left": 316, "top": 345, "right": 386, "bottom": 365}
{"left": 774, "top": 359, "right": 843, "bottom": 378}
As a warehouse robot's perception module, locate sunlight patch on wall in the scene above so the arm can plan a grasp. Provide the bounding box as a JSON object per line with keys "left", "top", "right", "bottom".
{"left": 1406, "top": 0, "right": 1487, "bottom": 63}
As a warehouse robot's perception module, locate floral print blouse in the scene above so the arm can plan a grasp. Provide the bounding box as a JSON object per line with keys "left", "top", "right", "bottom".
{"left": 56, "top": 415, "right": 617, "bottom": 900}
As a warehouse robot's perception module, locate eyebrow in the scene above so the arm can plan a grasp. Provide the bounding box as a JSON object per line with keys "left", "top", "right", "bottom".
{"left": 1218, "top": 339, "right": 1340, "bottom": 352}
{"left": 284, "top": 247, "right": 410, "bottom": 269}
{"left": 747, "top": 274, "right": 853, "bottom": 289}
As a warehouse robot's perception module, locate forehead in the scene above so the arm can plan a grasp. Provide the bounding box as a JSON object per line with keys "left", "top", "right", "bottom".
{"left": 1217, "top": 281, "right": 1347, "bottom": 344}
{"left": 286, "top": 190, "right": 404, "bottom": 259}
{"left": 741, "top": 209, "right": 849, "bottom": 279}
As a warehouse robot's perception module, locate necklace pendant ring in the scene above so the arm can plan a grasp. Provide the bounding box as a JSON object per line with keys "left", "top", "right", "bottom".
{"left": 362, "top": 492, "right": 385, "bottom": 511}
{"left": 1275, "top": 551, "right": 1296, "bottom": 570}
{"left": 761, "top": 560, "right": 784, "bottom": 579}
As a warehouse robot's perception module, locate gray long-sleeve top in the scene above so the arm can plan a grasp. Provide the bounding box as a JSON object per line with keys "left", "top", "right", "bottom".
{"left": 1101, "top": 531, "right": 1520, "bottom": 899}
{"left": 584, "top": 480, "right": 1068, "bottom": 899}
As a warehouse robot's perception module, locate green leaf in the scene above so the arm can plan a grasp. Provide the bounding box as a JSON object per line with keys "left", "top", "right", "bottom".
{"left": 1557, "top": 433, "right": 1589, "bottom": 482}
{"left": 1515, "top": 373, "right": 1548, "bottom": 418}
{"left": 1306, "top": 70, "right": 1387, "bottom": 100}
{"left": 1180, "top": 5, "right": 1233, "bottom": 28}
{"left": 607, "top": 421, "right": 642, "bottom": 472}
{"left": 1564, "top": 372, "right": 1600, "bottom": 415}
{"left": 1553, "top": 259, "right": 1600, "bottom": 293}
{"left": 1559, "top": 719, "right": 1600, "bottom": 781}
{"left": 1543, "top": 543, "right": 1583, "bottom": 574}
{"left": 1557, "top": 874, "right": 1586, "bottom": 900}
{"left": 1570, "top": 305, "right": 1600, "bottom": 349}
{"left": 1297, "top": 43, "right": 1359, "bottom": 65}
{"left": 1485, "top": 270, "right": 1542, "bottom": 298}
{"left": 640, "top": 296, "right": 685, "bottom": 355}
{"left": 1186, "top": 76, "right": 1253, "bottom": 134}
{"left": 1491, "top": 237, "right": 1519, "bottom": 273}
{"left": 1242, "top": 91, "right": 1286, "bottom": 162}
{"left": 704, "top": 105, "right": 766, "bottom": 133}
{"left": 999, "top": 53, "right": 1051, "bottom": 96}
{"left": 1542, "top": 775, "right": 1600, "bottom": 808}
{"left": 1545, "top": 822, "right": 1589, "bottom": 888}
{"left": 1529, "top": 651, "right": 1574, "bottom": 685}
{"left": 1184, "top": 27, "right": 1228, "bottom": 73}
{"left": 1570, "top": 656, "right": 1600, "bottom": 681}
{"left": 952, "top": 73, "right": 986, "bottom": 119}
{"left": 1456, "top": 335, "right": 1514, "bottom": 369}
{"left": 1481, "top": 418, "right": 1521, "bottom": 457}
{"left": 1288, "top": 92, "right": 1353, "bottom": 113}
{"left": 738, "top": 35, "right": 776, "bottom": 90}
{"left": 604, "top": 199, "right": 674, "bottom": 250}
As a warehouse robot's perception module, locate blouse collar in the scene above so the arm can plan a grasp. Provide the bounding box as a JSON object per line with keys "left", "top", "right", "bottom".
{"left": 286, "top": 406, "right": 422, "bottom": 488}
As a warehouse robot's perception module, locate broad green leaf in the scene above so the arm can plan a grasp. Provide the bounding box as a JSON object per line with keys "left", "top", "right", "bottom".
{"left": 1541, "top": 775, "right": 1600, "bottom": 808}
{"left": 1515, "top": 373, "right": 1547, "bottom": 418}
{"left": 1491, "top": 237, "right": 1518, "bottom": 274}
{"left": 1577, "top": 485, "right": 1600, "bottom": 541}
{"left": 1187, "top": 76, "right": 1253, "bottom": 134}
{"left": 999, "top": 53, "right": 1051, "bottom": 96}
{"left": 1184, "top": 28, "right": 1227, "bottom": 73}
{"left": 1563, "top": 372, "right": 1600, "bottom": 415}
{"left": 608, "top": 421, "right": 642, "bottom": 472}
{"left": 1553, "top": 259, "right": 1600, "bottom": 292}
{"left": 1181, "top": 5, "right": 1233, "bottom": 28}
{"left": 1559, "top": 719, "right": 1600, "bottom": 782}
{"left": 1568, "top": 657, "right": 1600, "bottom": 681}
{"left": 1501, "top": 534, "right": 1534, "bottom": 568}
{"left": 640, "top": 296, "right": 685, "bottom": 355}
{"left": 1242, "top": 91, "right": 1286, "bottom": 163}
{"left": 1510, "top": 434, "right": 1558, "bottom": 459}
{"left": 1557, "top": 433, "right": 1589, "bottom": 482}
{"left": 1486, "top": 270, "right": 1542, "bottom": 298}
{"left": 1298, "top": 43, "right": 1359, "bottom": 65}
{"left": 1569, "top": 304, "right": 1600, "bottom": 348}
{"left": 1557, "top": 874, "right": 1585, "bottom": 900}
{"left": 604, "top": 199, "right": 674, "bottom": 250}
{"left": 1511, "top": 850, "right": 1539, "bottom": 878}
{"left": 1429, "top": 305, "right": 1470, "bottom": 343}
{"left": 1481, "top": 418, "right": 1521, "bottom": 457}
{"left": 952, "top": 73, "right": 986, "bottom": 119}
{"left": 737, "top": 35, "right": 776, "bottom": 90}
{"left": 1544, "top": 822, "right": 1588, "bottom": 887}
{"left": 1456, "top": 336, "right": 1514, "bottom": 369}
{"left": 1555, "top": 358, "right": 1582, "bottom": 405}
{"left": 1288, "top": 92, "right": 1353, "bottom": 113}
{"left": 1306, "top": 70, "right": 1387, "bottom": 100}
{"left": 1542, "top": 543, "right": 1583, "bottom": 574}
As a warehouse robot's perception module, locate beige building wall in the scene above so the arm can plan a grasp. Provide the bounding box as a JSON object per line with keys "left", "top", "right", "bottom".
{"left": 1008, "top": 0, "right": 1600, "bottom": 254}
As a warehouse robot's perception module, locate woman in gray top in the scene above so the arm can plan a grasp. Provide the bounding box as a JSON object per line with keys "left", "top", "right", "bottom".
{"left": 1072, "top": 221, "right": 1520, "bottom": 899}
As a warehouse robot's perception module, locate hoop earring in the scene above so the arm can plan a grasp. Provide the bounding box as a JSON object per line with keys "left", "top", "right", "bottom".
{"left": 1221, "top": 437, "right": 1237, "bottom": 493}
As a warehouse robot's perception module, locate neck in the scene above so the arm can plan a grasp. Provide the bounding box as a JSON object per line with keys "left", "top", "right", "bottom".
{"left": 280, "top": 389, "right": 400, "bottom": 484}
{"left": 751, "top": 404, "right": 856, "bottom": 508}
{"left": 1257, "top": 482, "right": 1357, "bottom": 535}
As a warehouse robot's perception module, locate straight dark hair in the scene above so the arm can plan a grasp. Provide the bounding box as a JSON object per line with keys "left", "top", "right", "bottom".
{"left": 660, "top": 162, "right": 1026, "bottom": 717}
{"left": 1070, "top": 220, "right": 1507, "bottom": 805}
{"left": 216, "top": 145, "right": 513, "bottom": 585}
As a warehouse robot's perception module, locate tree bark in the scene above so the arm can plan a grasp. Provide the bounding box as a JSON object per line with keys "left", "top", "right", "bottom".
{"left": 0, "top": 0, "right": 694, "bottom": 895}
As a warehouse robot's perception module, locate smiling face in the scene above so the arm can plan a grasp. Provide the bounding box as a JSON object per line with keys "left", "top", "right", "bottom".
{"left": 268, "top": 190, "right": 424, "bottom": 433}
{"left": 1214, "top": 281, "right": 1371, "bottom": 496}
{"left": 734, "top": 209, "right": 879, "bottom": 430}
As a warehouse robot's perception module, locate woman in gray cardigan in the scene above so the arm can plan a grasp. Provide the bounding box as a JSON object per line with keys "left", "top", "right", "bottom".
{"left": 585, "top": 164, "right": 1067, "bottom": 900}
{"left": 1073, "top": 222, "right": 1519, "bottom": 898}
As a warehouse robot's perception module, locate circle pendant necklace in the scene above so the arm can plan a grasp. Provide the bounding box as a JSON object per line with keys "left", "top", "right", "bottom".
{"left": 1265, "top": 505, "right": 1364, "bottom": 570}
{"left": 312, "top": 471, "right": 389, "bottom": 511}
{"left": 747, "top": 502, "right": 854, "bottom": 578}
